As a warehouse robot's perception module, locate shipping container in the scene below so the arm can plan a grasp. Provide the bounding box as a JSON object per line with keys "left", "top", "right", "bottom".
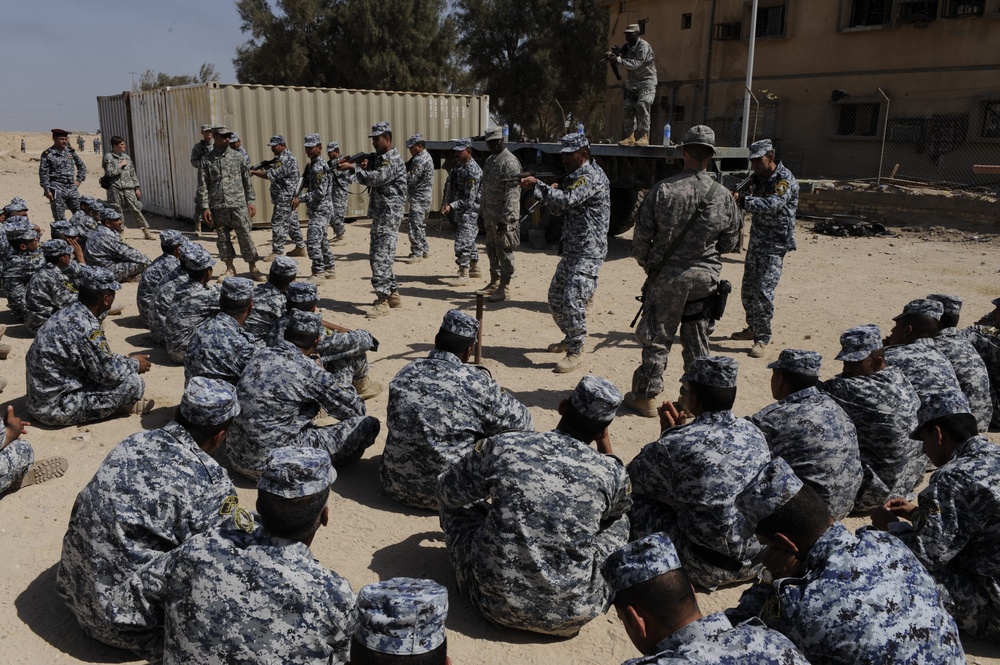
{"left": 97, "top": 82, "right": 489, "bottom": 224}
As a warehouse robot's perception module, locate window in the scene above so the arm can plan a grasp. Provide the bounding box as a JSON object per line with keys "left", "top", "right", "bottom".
{"left": 835, "top": 102, "right": 881, "bottom": 137}
{"left": 849, "top": 0, "right": 894, "bottom": 26}
{"left": 681, "top": 13, "right": 693, "bottom": 29}
{"left": 897, "top": 0, "right": 939, "bottom": 23}
{"left": 983, "top": 101, "right": 1000, "bottom": 138}
{"left": 943, "top": 0, "right": 985, "bottom": 16}
{"left": 887, "top": 118, "right": 925, "bottom": 142}
{"left": 756, "top": 4, "right": 786, "bottom": 37}
{"left": 714, "top": 22, "right": 743, "bottom": 39}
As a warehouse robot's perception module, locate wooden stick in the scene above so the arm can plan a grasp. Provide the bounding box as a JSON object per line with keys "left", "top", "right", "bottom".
{"left": 973, "top": 165, "right": 1000, "bottom": 175}
{"left": 475, "top": 294, "right": 484, "bottom": 364}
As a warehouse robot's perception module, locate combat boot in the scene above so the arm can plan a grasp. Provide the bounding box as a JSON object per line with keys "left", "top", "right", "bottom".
{"left": 547, "top": 341, "right": 568, "bottom": 353}
{"left": 488, "top": 279, "right": 510, "bottom": 302}
{"left": 248, "top": 263, "right": 267, "bottom": 282}
{"left": 353, "top": 376, "right": 384, "bottom": 401}
{"left": 288, "top": 246, "right": 307, "bottom": 257}
{"left": 0, "top": 343, "right": 10, "bottom": 360}
{"left": 477, "top": 277, "right": 501, "bottom": 296}
{"left": 325, "top": 267, "right": 337, "bottom": 279}
{"left": 623, "top": 392, "right": 658, "bottom": 418}
{"left": 402, "top": 254, "right": 423, "bottom": 264}
{"left": 387, "top": 291, "right": 403, "bottom": 308}
{"left": 469, "top": 260, "right": 482, "bottom": 278}
{"left": 553, "top": 352, "right": 583, "bottom": 374}
{"left": 634, "top": 132, "right": 649, "bottom": 147}
{"left": 221, "top": 260, "right": 238, "bottom": 279}
{"left": 367, "top": 297, "right": 391, "bottom": 319}
{"left": 142, "top": 228, "right": 156, "bottom": 241}
{"left": 454, "top": 266, "right": 469, "bottom": 284}
{"left": 194, "top": 220, "right": 202, "bottom": 235}
{"left": 618, "top": 133, "right": 636, "bottom": 147}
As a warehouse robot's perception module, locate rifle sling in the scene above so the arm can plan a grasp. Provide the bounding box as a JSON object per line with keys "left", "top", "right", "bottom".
{"left": 641, "top": 180, "right": 721, "bottom": 290}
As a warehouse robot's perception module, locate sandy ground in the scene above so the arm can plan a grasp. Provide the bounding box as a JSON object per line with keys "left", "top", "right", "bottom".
{"left": 1, "top": 131, "right": 999, "bottom": 663}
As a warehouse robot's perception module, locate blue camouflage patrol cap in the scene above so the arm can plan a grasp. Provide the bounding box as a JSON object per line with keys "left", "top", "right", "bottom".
{"left": 79, "top": 196, "right": 99, "bottom": 208}
{"left": 326, "top": 141, "right": 339, "bottom": 152}
{"left": 734, "top": 457, "right": 804, "bottom": 527}
{"left": 927, "top": 294, "right": 962, "bottom": 318}
{"left": 5, "top": 218, "right": 37, "bottom": 241}
{"left": 178, "top": 242, "right": 216, "bottom": 271}
{"left": 41, "top": 238, "right": 72, "bottom": 259}
{"left": 304, "top": 133, "right": 322, "bottom": 147}
{"left": 99, "top": 208, "right": 122, "bottom": 221}
{"left": 179, "top": 376, "right": 241, "bottom": 426}
{"left": 50, "top": 220, "right": 80, "bottom": 238}
{"left": 289, "top": 309, "right": 323, "bottom": 336}
{"left": 559, "top": 132, "right": 589, "bottom": 153}
{"left": 222, "top": 277, "right": 254, "bottom": 302}
{"left": 356, "top": 578, "right": 449, "bottom": 656}
{"left": 77, "top": 265, "right": 121, "bottom": 291}
{"left": 287, "top": 281, "right": 318, "bottom": 304}
{"left": 267, "top": 135, "right": 286, "bottom": 147}
{"left": 767, "top": 349, "right": 822, "bottom": 377}
{"left": 570, "top": 374, "right": 623, "bottom": 423}
{"left": 229, "top": 132, "right": 241, "bottom": 142}
{"left": 369, "top": 121, "right": 392, "bottom": 137}
{"left": 406, "top": 134, "right": 424, "bottom": 148}
{"left": 681, "top": 356, "right": 738, "bottom": 389}
{"left": 749, "top": 139, "right": 774, "bottom": 160}
{"left": 835, "top": 324, "right": 882, "bottom": 362}
{"left": 452, "top": 137, "right": 472, "bottom": 152}
{"left": 894, "top": 298, "right": 943, "bottom": 321}
{"left": 601, "top": 533, "right": 682, "bottom": 604}
{"left": 270, "top": 255, "right": 298, "bottom": 277}
{"left": 258, "top": 445, "right": 336, "bottom": 498}
{"left": 3, "top": 197, "right": 28, "bottom": 214}
{"left": 159, "top": 228, "right": 185, "bottom": 250}
{"left": 910, "top": 388, "right": 972, "bottom": 439}
{"left": 440, "top": 308, "right": 479, "bottom": 339}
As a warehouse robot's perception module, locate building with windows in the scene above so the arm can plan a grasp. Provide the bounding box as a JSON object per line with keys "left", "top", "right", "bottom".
{"left": 601, "top": 0, "right": 1000, "bottom": 183}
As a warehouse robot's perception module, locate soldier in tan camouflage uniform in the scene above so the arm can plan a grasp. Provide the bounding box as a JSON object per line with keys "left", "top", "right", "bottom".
{"left": 102, "top": 136, "right": 154, "bottom": 239}
{"left": 478, "top": 127, "right": 522, "bottom": 302}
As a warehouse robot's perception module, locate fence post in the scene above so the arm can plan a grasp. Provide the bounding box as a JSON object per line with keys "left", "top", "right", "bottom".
{"left": 877, "top": 87, "right": 891, "bottom": 187}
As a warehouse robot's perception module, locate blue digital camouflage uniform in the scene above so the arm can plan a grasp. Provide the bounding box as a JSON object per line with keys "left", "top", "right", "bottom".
{"left": 446, "top": 157, "right": 482, "bottom": 269}
{"left": 382, "top": 348, "right": 533, "bottom": 509}
{"left": 934, "top": 327, "right": 993, "bottom": 432}
{"left": 0, "top": 439, "right": 34, "bottom": 494}
{"left": 39, "top": 144, "right": 86, "bottom": 220}
{"left": 729, "top": 523, "right": 965, "bottom": 664}
{"left": 619, "top": 36, "right": 657, "bottom": 137}
{"left": 479, "top": 145, "right": 521, "bottom": 280}
{"left": 533, "top": 156, "right": 611, "bottom": 354}
{"left": 354, "top": 147, "right": 407, "bottom": 298}
{"left": 438, "top": 429, "right": 631, "bottom": 636}
{"left": 355, "top": 577, "right": 448, "bottom": 658}
{"left": 147, "top": 267, "right": 195, "bottom": 344}
{"left": 116, "top": 520, "right": 357, "bottom": 664}
{"left": 163, "top": 284, "right": 221, "bottom": 363}
{"left": 233, "top": 144, "right": 251, "bottom": 166}
{"left": 264, "top": 314, "right": 374, "bottom": 387}
{"left": 68, "top": 208, "right": 100, "bottom": 242}
{"left": 185, "top": 311, "right": 263, "bottom": 386}
{"left": 196, "top": 146, "right": 259, "bottom": 264}
{"left": 893, "top": 434, "right": 1000, "bottom": 640}
{"left": 102, "top": 150, "right": 149, "bottom": 230}
{"left": 631, "top": 170, "right": 742, "bottom": 398}
{"left": 627, "top": 411, "right": 771, "bottom": 587}
{"left": 884, "top": 338, "right": 964, "bottom": 407}
{"left": 822, "top": 367, "right": 926, "bottom": 511}
{"left": 136, "top": 253, "right": 181, "bottom": 328}
{"left": 740, "top": 162, "right": 799, "bottom": 345}
{"left": 298, "top": 153, "right": 336, "bottom": 276}
{"left": 83, "top": 224, "right": 150, "bottom": 282}
{"left": 406, "top": 147, "right": 434, "bottom": 258}
{"left": 266, "top": 148, "right": 306, "bottom": 254}
{"left": 24, "top": 261, "right": 79, "bottom": 332}
{"left": 227, "top": 339, "right": 378, "bottom": 478}
{"left": 26, "top": 300, "right": 144, "bottom": 426}
{"left": 749, "top": 386, "right": 863, "bottom": 520}
{"left": 244, "top": 281, "right": 287, "bottom": 340}
{"left": 3, "top": 248, "right": 45, "bottom": 321}
{"left": 56, "top": 420, "right": 236, "bottom": 654}
{"left": 965, "top": 324, "right": 1000, "bottom": 429}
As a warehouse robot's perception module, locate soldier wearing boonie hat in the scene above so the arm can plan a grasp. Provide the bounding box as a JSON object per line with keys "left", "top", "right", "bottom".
{"left": 403, "top": 132, "right": 433, "bottom": 264}
{"left": 184, "top": 277, "right": 261, "bottom": 387}
{"left": 441, "top": 137, "right": 483, "bottom": 284}
{"left": 436, "top": 373, "right": 629, "bottom": 636}
{"left": 353, "top": 577, "right": 448, "bottom": 660}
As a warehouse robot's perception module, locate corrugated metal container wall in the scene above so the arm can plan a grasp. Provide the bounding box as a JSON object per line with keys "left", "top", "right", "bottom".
{"left": 128, "top": 89, "right": 178, "bottom": 218}
{"left": 161, "top": 85, "right": 216, "bottom": 220}
{"left": 96, "top": 94, "right": 130, "bottom": 160}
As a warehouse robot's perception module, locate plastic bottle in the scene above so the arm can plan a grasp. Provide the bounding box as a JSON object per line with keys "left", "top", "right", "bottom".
{"left": 577, "top": 122, "right": 585, "bottom": 136}
{"left": 502, "top": 124, "right": 509, "bottom": 142}
{"left": 663, "top": 122, "right": 672, "bottom": 146}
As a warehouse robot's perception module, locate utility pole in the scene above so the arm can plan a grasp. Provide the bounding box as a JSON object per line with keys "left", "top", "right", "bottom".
{"left": 129, "top": 71, "right": 139, "bottom": 92}
{"left": 740, "top": 0, "right": 759, "bottom": 148}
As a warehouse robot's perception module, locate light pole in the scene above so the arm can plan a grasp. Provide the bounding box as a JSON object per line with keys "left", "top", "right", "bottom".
{"left": 129, "top": 71, "right": 139, "bottom": 91}
{"left": 740, "top": 0, "right": 760, "bottom": 148}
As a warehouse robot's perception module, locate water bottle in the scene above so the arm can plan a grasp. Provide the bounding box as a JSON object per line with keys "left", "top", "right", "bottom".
{"left": 663, "top": 122, "right": 672, "bottom": 146}
{"left": 502, "top": 124, "right": 509, "bottom": 142}
{"left": 577, "top": 122, "right": 585, "bottom": 136}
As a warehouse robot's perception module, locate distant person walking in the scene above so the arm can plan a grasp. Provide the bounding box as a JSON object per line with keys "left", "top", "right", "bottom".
{"left": 77, "top": 135, "right": 85, "bottom": 151}
{"left": 20, "top": 139, "right": 26, "bottom": 153}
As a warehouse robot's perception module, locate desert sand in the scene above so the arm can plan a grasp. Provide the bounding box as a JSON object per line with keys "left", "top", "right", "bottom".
{"left": 0, "top": 131, "right": 998, "bottom": 664}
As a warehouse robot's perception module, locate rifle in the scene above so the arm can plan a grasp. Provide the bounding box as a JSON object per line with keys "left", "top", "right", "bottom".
{"left": 601, "top": 43, "right": 629, "bottom": 81}
{"left": 342, "top": 152, "right": 378, "bottom": 167}
{"left": 296, "top": 160, "right": 315, "bottom": 197}
{"left": 250, "top": 157, "right": 279, "bottom": 171}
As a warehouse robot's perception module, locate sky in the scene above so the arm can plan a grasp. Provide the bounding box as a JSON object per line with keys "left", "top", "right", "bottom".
{"left": 0, "top": 1, "right": 248, "bottom": 132}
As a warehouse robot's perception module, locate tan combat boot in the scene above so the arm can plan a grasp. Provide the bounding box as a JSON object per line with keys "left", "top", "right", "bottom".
{"left": 367, "top": 297, "right": 391, "bottom": 319}
{"left": 488, "top": 279, "right": 510, "bottom": 302}
{"left": 353, "top": 376, "right": 384, "bottom": 400}
{"left": 469, "top": 260, "right": 482, "bottom": 278}
{"left": 288, "top": 246, "right": 307, "bottom": 257}
{"left": 387, "top": 291, "right": 403, "bottom": 308}
{"left": 634, "top": 132, "right": 650, "bottom": 147}
{"left": 248, "top": 263, "right": 267, "bottom": 282}
{"left": 142, "top": 228, "right": 156, "bottom": 241}
{"left": 477, "top": 277, "right": 501, "bottom": 296}
{"left": 454, "top": 266, "right": 470, "bottom": 284}
{"left": 623, "top": 392, "right": 658, "bottom": 418}
{"left": 618, "top": 133, "right": 636, "bottom": 147}
{"left": 554, "top": 352, "right": 583, "bottom": 374}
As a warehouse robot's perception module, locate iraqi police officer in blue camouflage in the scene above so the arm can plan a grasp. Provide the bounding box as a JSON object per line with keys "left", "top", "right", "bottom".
{"left": 477, "top": 126, "right": 522, "bottom": 301}
{"left": 520, "top": 132, "right": 611, "bottom": 373}
{"left": 250, "top": 134, "right": 308, "bottom": 259}
{"left": 352, "top": 577, "right": 449, "bottom": 663}
{"left": 821, "top": 324, "right": 926, "bottom": 512}
{"left": 56, "top": 377, "right": 240, "bottom": 657}
{"left": 292, "top": 133, "right": 336, "bottom": 281}
{"left": 326, "top": 141, "right": 352, "bottom": 244}
{"left": 749, "top": 349, "right": 862, "bottom": 520}
{"left": 244, "top": 254, "right": 297, "bottom": 340}
{"left": 0, "top": 405, "right": 68, "bottom": 496}
{"left": 163, "top": 259, "right": 221, "bottom": 364}
{"left": 39, "top": 128, "right": 86, "bottom": 221}
{"left": 25, "top": 239, "right": 79, "bottom": 332}
{"left": 339, "top": 121, "right": 407, "bottom": 318}
{"left": 70, "top": 196, "right": 102, "bottom": 242}
{"left": 884, "top": 298, "right": 965, "bottom": 408}
{"left": 184, "top": 277, "right": 261, "bottom": 386}
{"left": 441, "top": 138, "right": 482, "bottom": 283}
{"left": 228, "top": 131, "right": 251, "bottom": 166}
{"left": 966, "top": 297, "right": 1000, "bottom": 430}
{"left": 115, "top": 445, "right": 358, "bottom": 664}
{"left": 438, "top": 374, "right": 631, "bottom": 636}
{"left": 3, "top": 218, "right": 45, "bottom": 321}
{"left": 227, "top": 310, "right": 381, "bottom": 479}
{"left": 871, "top": 389, "right": 1000, "bottom": 640}
{"left": 624, "top": 125, "right": 742, "bottom": 418}
{"left": 927, "top": 293, "right": 993, "bottom": 432}
{"left": 731, "top": 138, "right": 799, "bottom": 359}
{"left": 264, "top": 281, "right": 383, "bottom": 398}
{"left": 627, "top": 356, "right": 771, "bottom": 588}
{"left": 83, "top": 208, "right": 150, "bottom": 282}
{"left": 602, "top": 533, "right": 810, "bottom": 664}
{"left": 136, "top": 229, "right": 185, "bottom": 327}
{"left": 731, "top": 457, "right": 965, "bottom": 664}
{"left": 102, "top": 136, "right": 155, "bottom": 240}
{"left": 404, "top": 134, "right": 433, "bottom": 262}
{"left": 197, "top": 126, "right": 266, "bottom": 282}
{"left": 382, "top": 309, "right": 533, "bottom": 510}
{"left": 148, "top": 242, "right": 213, "bottom": 345}
{"left": 26, "top": 266, "right": 153, "bottom": 425}
{"left": 612, "top": 24, "right": 657, "bottom": 147}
